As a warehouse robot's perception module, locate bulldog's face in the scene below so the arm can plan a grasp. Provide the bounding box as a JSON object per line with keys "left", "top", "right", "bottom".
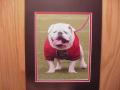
{"left": 48, "top": 23, "right": 76, "bottom": 50}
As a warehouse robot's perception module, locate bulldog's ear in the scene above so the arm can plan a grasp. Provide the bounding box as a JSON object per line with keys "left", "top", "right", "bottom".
{"left": 48, "top": 24, "right": 54, "bottom": 33}
{"left": 68, "top": 25, "right": 76, "bottom": 32}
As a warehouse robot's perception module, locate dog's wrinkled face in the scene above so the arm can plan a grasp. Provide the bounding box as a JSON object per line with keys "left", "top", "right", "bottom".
{"left": 48, "top": 23, "right": 76, "bottom": 50}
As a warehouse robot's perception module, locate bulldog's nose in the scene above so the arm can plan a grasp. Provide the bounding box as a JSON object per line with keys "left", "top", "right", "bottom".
{"left": 58, "top": 32, "right": 62, "bottom": 36}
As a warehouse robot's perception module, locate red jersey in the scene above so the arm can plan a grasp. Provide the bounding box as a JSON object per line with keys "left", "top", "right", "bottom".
{"left": 44, "top": 33, "right": 80, "bottom": 61}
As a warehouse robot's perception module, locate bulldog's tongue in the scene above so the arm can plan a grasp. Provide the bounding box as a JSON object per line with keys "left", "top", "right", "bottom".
{"left": 55, "top": 40, "right": 62, "bottom": 45}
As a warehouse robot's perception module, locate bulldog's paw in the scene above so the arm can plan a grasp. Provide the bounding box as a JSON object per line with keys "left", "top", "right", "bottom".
{"left": 68, "top": 70, "right": 77, "bottom": 73}
{"left": 55, "top": 66, "right": 62, "bottom": 70}
{"left": 80, "top": 63, "right": 87, "bottom": 69}
{"left": 46, "top": 69, "right": 55, "bottom": 73}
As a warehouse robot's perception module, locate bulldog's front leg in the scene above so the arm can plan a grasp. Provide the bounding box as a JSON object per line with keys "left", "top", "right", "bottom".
{"left": 47, "top": 60, "right": 55, "bottom": 73}
{"left": 68, "top": 61, "right": 77, "bottom": 73}
{"left": 55, "top": 59, "right": 62, "bottom": 70}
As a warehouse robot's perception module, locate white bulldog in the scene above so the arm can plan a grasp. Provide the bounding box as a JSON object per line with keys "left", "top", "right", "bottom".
{"left": 44, "top": 23, "right": 87, "bottom": 73}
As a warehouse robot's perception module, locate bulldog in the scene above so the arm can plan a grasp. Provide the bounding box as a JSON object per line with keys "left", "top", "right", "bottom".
{"left": 44, "top": 23, "right": 87, "bottom": 73}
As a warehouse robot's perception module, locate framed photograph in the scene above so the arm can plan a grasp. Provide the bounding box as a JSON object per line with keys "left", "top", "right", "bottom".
{"left": 34, "top": 12, "right": 92, "bottom": 82}
{"left": 25, "top": 0, "right": 102, "bottom": 90}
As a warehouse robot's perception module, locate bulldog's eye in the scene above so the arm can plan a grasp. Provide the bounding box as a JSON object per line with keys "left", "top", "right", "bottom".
{"left": 53, "top": 31, "right": 57, "bottom": 33}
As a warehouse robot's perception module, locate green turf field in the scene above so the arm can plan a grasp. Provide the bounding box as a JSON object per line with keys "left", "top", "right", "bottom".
{"left": 35, "top": 14, "right": 90, "bottom": 80}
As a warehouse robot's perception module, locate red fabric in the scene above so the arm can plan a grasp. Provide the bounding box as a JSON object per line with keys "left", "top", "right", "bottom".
{"left": 44, "top": 33, "right": 80, "bottom": 61}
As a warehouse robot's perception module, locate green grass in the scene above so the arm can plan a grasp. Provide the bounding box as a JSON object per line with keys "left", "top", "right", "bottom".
{"left": 35, "top": 14, "right": 90, "bottom": 80}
